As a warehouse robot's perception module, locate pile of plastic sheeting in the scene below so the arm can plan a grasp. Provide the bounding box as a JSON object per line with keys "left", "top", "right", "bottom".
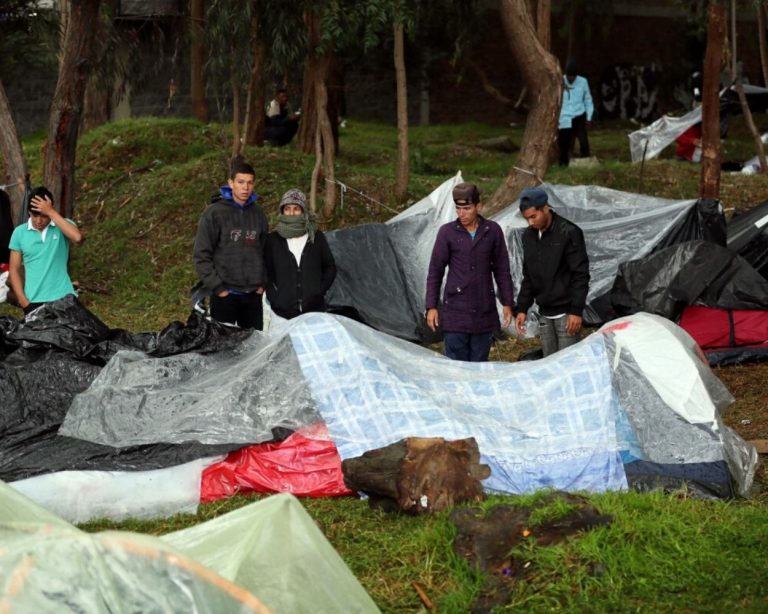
{"left": 0, "top": 483, "right": 379, "bottom": 613}
{"left": 326, "top": 173, "right": 723, "bottom": 339}
{"left": 628, "top": 106, "right": 702, "bottom": 162}
{"left": 35, "top": 309, "right": 758, "bottom": 523}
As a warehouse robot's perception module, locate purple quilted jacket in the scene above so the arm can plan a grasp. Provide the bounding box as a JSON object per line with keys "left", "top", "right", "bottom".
{"left": 425, "top": 217, "right": 515, "bottom": 334}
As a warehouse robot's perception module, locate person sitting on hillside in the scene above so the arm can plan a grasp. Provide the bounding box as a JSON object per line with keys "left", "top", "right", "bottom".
{"left": 8, "top": 187, "right": 83, "bottom": 316}
{"left": 265, "top": 88, "right": 300, "bottom": 147}
{"left": 264, "top": 188, "right": 336, "bottom": 319}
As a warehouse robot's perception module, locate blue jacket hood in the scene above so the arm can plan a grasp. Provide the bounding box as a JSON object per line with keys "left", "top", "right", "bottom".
{"left": 218, "top": 185, "right": 259, "bottom": 208}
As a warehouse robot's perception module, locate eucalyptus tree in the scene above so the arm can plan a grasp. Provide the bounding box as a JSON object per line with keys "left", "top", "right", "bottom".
{"left": 486, "top": 0, "right": 561, "bottom": 215}
{"left": 43, "top": 0, "right": 103, "bottom": 218}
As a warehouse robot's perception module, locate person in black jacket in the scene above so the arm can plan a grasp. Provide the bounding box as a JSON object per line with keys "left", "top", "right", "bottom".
{"left": 265, "top": 189, "right": 336, "bottom": 319}
{"left": 514, "top": 187, "right": 590, "bottom": 357}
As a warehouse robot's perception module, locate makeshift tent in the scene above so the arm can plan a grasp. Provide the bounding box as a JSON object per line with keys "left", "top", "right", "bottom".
{"left": 610, "top": 240, "right": 768, "bottom": 366}
{"left": 0, "top": 483, "right": 379, "bottom": 613}
{"left": 728, "top": 200, "right": 768, "bottom": 278}
{"left": 2, "top": 297, "right": 758, "bottom": 521}
{"left": 629, "top": 84, "right": 768, "bottom": 163}
{"left": 611, "top": 240, "right": 768, "bottom": 320}
{"left": 326, "top": 174, "right": 724, "bottom": 339}
{"left": 629, "top": 106, "right": 702, "bottom": 163}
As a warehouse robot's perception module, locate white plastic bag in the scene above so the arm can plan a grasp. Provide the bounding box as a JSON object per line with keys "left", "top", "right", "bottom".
{"left": 519, "top": 310, "right": 540, "bottom": 339}
{"left": 0, "top": 271, "right": 8, "bottom": 303}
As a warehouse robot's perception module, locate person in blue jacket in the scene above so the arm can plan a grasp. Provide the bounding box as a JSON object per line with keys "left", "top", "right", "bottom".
{"left": 558, "top": 61, "right": 594, "bottom": 166}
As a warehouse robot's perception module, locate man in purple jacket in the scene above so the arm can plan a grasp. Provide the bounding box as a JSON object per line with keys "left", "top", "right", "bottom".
{"left": 425, "top": 182, "right": 515, "bottom": 362}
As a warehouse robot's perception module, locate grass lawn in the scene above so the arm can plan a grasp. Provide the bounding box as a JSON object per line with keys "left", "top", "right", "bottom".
{"left": 3, "top": 115, "right": 768, "bottom": 612}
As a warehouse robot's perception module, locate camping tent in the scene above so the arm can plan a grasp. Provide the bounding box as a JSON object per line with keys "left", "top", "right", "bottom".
{"left": 0, "top": 483, "right": 379, "bottom": 613}
{"left": 1, "top": 297, "right": 758, "bottom": 522}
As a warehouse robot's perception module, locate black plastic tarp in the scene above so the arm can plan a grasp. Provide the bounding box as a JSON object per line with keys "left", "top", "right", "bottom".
{"left": 611, "top": 240, "right": 768, "bottom": 320}
{"left": 0, "top": 297, "right": 254, "bottom": 481}
{"left": 728, "top": 200, "right": 768, "bottom": 279}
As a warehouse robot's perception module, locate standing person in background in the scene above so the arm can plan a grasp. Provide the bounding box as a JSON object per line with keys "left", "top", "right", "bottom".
{"left": 425, "top": 182, "right": 515, "bottom": 362}
{"left": 194, "top": 159, "right": 268, "bottom": 329}
{"left": 515, "top": 187, "right": 590, "bottom": 357}
{"left": 8, "top": 187, "right": 83, "bottom": 315}
{"left": 265, "top": 88, "right": 300, "bottom": 147}
{"left": 264, "top": 188, "right": 336, "bottom": 319}
{"left": 558, "top": 61, "right": 594, "bottom": 166}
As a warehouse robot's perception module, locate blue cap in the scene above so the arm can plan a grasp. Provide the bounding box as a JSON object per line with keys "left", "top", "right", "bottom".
{"left": 519, "top": 187, "right": 549, "bottom": 210}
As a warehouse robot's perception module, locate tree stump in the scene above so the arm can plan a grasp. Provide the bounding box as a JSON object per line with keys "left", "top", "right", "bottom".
{"left": 341, "top": 437, "right": 490, "bottom": 514}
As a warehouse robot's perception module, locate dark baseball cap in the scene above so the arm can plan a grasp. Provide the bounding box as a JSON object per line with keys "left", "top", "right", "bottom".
{"left": 452, "top": 182, "right": 481, "bottom": 204}
{"left": 519, "top": 187, "right": 549, "bottom": 210}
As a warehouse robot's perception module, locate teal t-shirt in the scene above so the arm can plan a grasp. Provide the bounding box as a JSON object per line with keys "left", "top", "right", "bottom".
{"left": 8, "top": 220, "right": 76, "bottom": 303}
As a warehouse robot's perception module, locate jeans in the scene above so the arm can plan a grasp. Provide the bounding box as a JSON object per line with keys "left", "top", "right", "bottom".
{"left": 538, "top": 315, "right": 580, "bottom": 357}
{"left": 443, "top": 331, "right": 493, "bottom": 362}
{"left": 211, "top": 292, "right": 264, "bottom": 330}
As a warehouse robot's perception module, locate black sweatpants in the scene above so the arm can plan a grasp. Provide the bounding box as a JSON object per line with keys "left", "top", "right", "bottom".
{"left": 558, "top": 113, "right": 590, "bottom": 166}
{"left": 210, "top": 292, "right": 263, "bottom": 330}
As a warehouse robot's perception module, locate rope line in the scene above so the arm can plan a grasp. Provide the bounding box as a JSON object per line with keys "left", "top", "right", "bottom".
{"left": 324, "top": 178, "right": 401, "bottom": 215}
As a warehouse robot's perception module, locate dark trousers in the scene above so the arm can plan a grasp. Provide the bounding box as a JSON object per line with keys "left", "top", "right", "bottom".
{"left": 211, "top": 292, "right": 263, "bottom": 330}
{"left": 443, "top": 331, "right": 494, "bottom": 362}
{"left": 558, "top": 113, "right": 590, "bottom": 166}
{"left": 264, "top": 121, "right": 298, "bottom": 146}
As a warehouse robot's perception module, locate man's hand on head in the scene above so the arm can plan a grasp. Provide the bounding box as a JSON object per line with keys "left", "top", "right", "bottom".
{"left": 30, "top": 195, "right": 55, "bottom": 217}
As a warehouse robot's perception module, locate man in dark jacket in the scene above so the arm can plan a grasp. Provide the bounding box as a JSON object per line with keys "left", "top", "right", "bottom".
{"left": 265, "top": 188, "right": 336, "bottom": 319}
{"left": 193, "top": 159, "right": 268, "bottom": 329}
{"left": 514, "top": 187, "right": 590, "bottom": 356}
{"left": 425, "top": 182, "right": 515, "bottom": 362}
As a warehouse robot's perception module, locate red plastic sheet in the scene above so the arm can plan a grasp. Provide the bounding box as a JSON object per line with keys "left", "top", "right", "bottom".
{"left": 200, "top": 423, "right": 352, "bottom": 502}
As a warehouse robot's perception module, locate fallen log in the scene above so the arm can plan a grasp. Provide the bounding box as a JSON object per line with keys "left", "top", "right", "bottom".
{"left": 341, "top": 436, "right": 490, "bottom": 514}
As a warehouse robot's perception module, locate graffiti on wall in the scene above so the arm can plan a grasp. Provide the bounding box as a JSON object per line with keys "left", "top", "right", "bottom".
{"left": 599, "top": 63, "right": 661, "bottom": 121}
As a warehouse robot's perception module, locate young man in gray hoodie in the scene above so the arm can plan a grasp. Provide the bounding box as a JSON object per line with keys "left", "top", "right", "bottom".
{"left": 193, "top": 159, "right": 268, "bottom": 329}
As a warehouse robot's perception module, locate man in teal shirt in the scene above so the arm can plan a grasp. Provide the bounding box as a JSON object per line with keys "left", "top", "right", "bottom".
{"left": 558, "top": 61, "right": 594, "bottom": 166}
{"left": 8, "top": 187, "right": 83, "bottom": 315}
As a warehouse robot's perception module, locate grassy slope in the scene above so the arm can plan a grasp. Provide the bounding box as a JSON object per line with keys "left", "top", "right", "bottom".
{"left": 6, "top": 116, "right": 768, "bottom": 612}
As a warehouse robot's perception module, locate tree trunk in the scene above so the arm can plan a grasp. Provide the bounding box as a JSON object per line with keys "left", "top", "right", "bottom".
{"left": 297, "top": 11, "right": 339, "bottom": 155}
{"left": 43, "top": 0, "right": 102, "bottom": 218}
{"left": 700, "top": 2, "right": 726, "bottom": 200}
{"left": 536, "top": 0, "right": 551, "bottom": 50}
{"left": 758, "top": 2, "right": 768, "bottom": 87}
{"left": 243, "top": 13, "right": 265, "bottom": 146}
{"left": 732, "top": 77, "right": 768, "bottom": 172}
{"left": 487, "top": 0, "right": 561, "bottom": 215}
{"left": 231, "top": 80, "right": 241, "bottom": 157}
{"left": 190, "top": 0, "right": 209, "bottom": 122}
{"left": 393, "top": 11, "right": 409, "bottom": 204}
{"left": 316, "top": 56, "right": 337, "bottom": 219}
{"left": 0, "top": 78, "right": 28, "bottom": 223}
{"left": 297, "top": 52, "right": 317, "bottom": 154}
{"left": 82, "top": 76, "right": 111, "bottom": 132}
